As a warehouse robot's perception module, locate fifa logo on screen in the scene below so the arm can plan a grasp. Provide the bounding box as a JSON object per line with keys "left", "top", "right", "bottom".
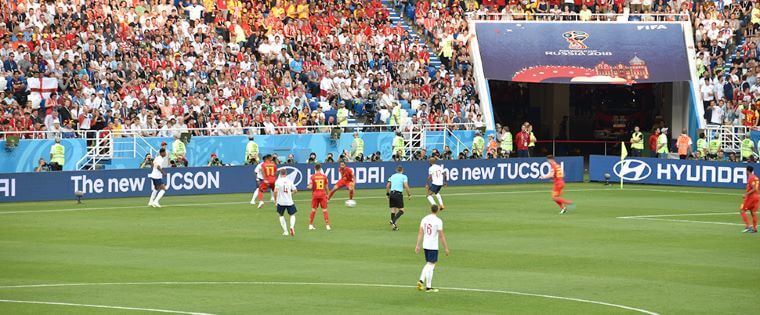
{"left": 562, "top": 31, "right": 589, "bottom": 50}
{"left": 0, "top": 178, "right": 15, "bottom": 197}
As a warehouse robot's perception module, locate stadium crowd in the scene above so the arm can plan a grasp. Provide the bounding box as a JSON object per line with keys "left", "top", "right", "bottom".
{"left": 1, "top": 0, "right": 758, "bottom": 161}
{"left": 0, "top": 0, "right": 484, "bottom": 141}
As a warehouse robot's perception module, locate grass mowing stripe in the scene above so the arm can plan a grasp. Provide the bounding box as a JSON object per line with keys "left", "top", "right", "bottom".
{"left": 0, "top": 188, "right": 610, "bottom": 215}
{"left": 0, "top": 299, "right": 215, "bottom": 315}
{"left": 0, "top": 281, "right": 659, "bottom": 315}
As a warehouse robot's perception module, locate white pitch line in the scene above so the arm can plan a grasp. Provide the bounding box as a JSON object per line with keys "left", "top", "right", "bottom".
{"left": 0, "top": 298, "right": 214, "bottom": 315}
{"left": 618, "top": 212, "right": 737, "bottom": 219}
{"left": 0, "top": 281, "right": 659, "bottom": 315}
{"left": 0, "top": 188, "right": 608, "bottom": 215}
{"left": 622, "top": 217, "right": 744, "bottom": 226}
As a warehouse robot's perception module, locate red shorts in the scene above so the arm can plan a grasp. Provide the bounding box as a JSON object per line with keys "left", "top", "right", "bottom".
{"left": 258, "top": 180, "right": 275, "bottom": 192}
{"left": 552, "top": 181, "right": 565, "bottom": 197}
{"left": 312, "top": 195, "right": 328, "bottom": 209}
{"left": 335, "top": 179, "right": 353, "bottom": 189}
{"left": 741, "top": 197, "right": 758, "bottom": 212}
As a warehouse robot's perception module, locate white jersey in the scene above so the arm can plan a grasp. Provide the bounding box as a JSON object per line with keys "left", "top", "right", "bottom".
{"left": 428, "top": 164, "right": 445, "bottom": 186}
{"left": 254, "top": 163, "right": 264, "bottom": 180}
{"left": 420, "top": 214, "right": 443, "bottom": 250}
{"left": 149, "top": 155, "right": 165, "bottom": 179}
{"left": 275, "top": 177, "right": 297, "bottom": 206}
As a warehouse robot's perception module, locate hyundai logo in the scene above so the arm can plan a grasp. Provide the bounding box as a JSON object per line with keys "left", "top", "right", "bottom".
{"left": 280, "top": 166, "right": 303, "bottom": 186}
{"left": 613, "top": 160, "right": 652, "bottom": 181}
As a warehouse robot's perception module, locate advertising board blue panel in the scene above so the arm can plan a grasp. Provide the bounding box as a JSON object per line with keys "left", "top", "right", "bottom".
{"left": 475, "top": 22, "right": 690, "bottom": 84}
{"left": 0, "top": 157, "right": 583, "bottom": 202}
{"left": 589, "top": 155, "right": 748, "bottom": 189}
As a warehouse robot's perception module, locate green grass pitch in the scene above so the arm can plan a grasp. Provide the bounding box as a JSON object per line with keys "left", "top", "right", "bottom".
{"left": 0, "top": 183, "right": 758, "bottom": 314}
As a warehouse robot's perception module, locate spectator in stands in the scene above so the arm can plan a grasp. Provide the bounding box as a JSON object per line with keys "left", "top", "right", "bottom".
{"left": 516, "top": 124, "right": 530, "bottom": 157}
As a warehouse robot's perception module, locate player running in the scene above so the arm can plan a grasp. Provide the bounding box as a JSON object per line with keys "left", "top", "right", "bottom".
{"left": 308, "top": 164, "right": 331, "bottom": 231}
{"left": 328, "top": 162, "right": 355, "bottom": 203}
{"left": 274, "top": 169, "right": 298, "bottom": 236}
{"left": 541, "top": 155, "right": 574, "bottom": 214}
{"left": 251, "top": 155, "right": 277, "bottom": 208}
{"left": 740, "top": 166, "right": 758, "bottom": 233}
{"left": 426, "top": 158, "right": 447, "bottom": 210}
{"left": 415, "top": 205, "right": 450, "bottom": 293}
{"left": 148, "top": 148, "right": 168, "bottom": 208}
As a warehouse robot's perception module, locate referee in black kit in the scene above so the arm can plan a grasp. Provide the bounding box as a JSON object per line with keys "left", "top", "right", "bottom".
{"left": 387, "top": 166, "right": 412, "bottom": 231}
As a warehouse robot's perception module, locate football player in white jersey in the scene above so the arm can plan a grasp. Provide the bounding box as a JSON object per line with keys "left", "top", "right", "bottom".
{"left": 274, "top": 169, "right": 298, "bottom": 236}
{"left": 148, "top": 149, "right": 168, "bottom": 208}
{"left": 415, "top": 205, "right": 449, "bottom": 293}
{"left": 426, "top": 158, "right": 447, "bottom": 210}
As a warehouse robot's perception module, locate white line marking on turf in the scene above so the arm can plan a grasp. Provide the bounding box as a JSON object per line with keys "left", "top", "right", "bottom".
{"left": 618, "top": 212, "right": 737, "bottom": 219}
{"left": 0, "top": 188, "right": 608, "bottom": 215}
{"left": 0, "top": 298, "right": 214, "bottom": 315}
{"left": 621, "top": 217, "right": 744, "bottom": 226}
{"left": 618, "top": 212, "right": 742, "bottom": 226}
{"left": 0, "top": 281, "right": 658, "bottom": 315}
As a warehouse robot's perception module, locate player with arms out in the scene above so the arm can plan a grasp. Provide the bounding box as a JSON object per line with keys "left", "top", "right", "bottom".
{"left": 328, "top": 162, "right": 355, "bottom": 203}
{"left": 148, "top": 148, "right": 168, "bottom": 208}
{"left": 740, "top": 166, "right": 758, "bottom": 233}
{"left": 308, "top": 164, "right": 332, "bottom": 231}
{"left": 541, "top": 155, "right": 574, "bottom": 214}
{"left": 426, "top": 158, "right": 447, "bottom": 210}
{"left": 251, "top": 155, "right": 277, "bottom": 208}
{"left": 274, "top": 169, "right": 298, "bottom": 236}
{"left": 415, "top": 205, "right": 450, "bottom": 293}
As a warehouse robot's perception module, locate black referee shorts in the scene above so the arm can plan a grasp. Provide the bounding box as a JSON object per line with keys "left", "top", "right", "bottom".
{"left": 389, "top": 191, "right": 404, "bottom": 209}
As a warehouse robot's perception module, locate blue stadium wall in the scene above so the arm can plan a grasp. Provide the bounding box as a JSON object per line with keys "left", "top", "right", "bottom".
{"left": 0, "top": 131, "right": 487, "bottom": 173}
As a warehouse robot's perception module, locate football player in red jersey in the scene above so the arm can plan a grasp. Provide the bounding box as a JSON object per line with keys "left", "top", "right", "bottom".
{"left": 541, "top": 155, "right": 574, "bottom": 214}
{"left": 251, "top": 155, "right": 278, "bottom": 208}
{"left": 328, "top": 161, "right": 355, "bottom": 203}
{"left": 308, "top": 164, "right": 331, "bottom": 230}
{"left": 740, "top": 166, "right": 758, "bottom": 233}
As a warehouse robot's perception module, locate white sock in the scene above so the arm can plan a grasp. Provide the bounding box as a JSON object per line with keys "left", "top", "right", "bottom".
{"left": 427, "top": 195, "right": 436, "bottom": 205}
{"left": 436, "top": 194, "right": 443, "bottom": 205}
{"left": 289, "top": 215, "right": 296, "bottom": 229}
{"left": 150, "top": 190, "right": 157, "bottom": 203}
{"left": 155, "top": 190, "right": 166, "bottom": 203}
{"left": 251, "top": 189, "right": 259, "bottom": 203}
{"left": 279, "top": 216, "right": 288, "bottom": 232}
{"left": 419, "top": 264, "right": 430, "bottom": 282}
{"left": 426, "top": 264, "right": 435, "bottom": 288}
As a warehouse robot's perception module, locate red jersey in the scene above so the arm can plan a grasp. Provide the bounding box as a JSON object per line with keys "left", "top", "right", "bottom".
{"left": 261, "top": 161, "right": 278, "bottom": 183}
{"left": 746, "top": 174, "right": 759, "bottom": 199}
{"left": 310, "top": 173, "right": 328, "bottom": 197}
{"left": 340, "top": 167, "right": 354, "bottom": 182}
{"left": 550, "top": 161, "right": 564, "bottom": 184}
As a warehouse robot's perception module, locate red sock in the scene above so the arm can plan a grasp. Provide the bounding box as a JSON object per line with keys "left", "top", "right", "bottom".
{"left": 556, "top": 197, "right": 572, "bottom": 205}
{"left": 349, "top": 190, "right": 354, "bottom": 200}
{"left": 328, "top": 190, "right": 335, "bottom": 200}
{"left": 752, "top": 213, "right": 758, "bottom": 229}
{"left": 323, "top": 211, "right": 330, "bottom": 225}
{"left": 258, "top": 192, "right": 264, "bottom": 201}
{"left": 309, "top": 210, "right": 316, "bottom": 224}
{"left": 554, "top": 199, "right": 564, "bottom": 208}
{"left": 741, "top": 211, "right": 751, "bottom": 228}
